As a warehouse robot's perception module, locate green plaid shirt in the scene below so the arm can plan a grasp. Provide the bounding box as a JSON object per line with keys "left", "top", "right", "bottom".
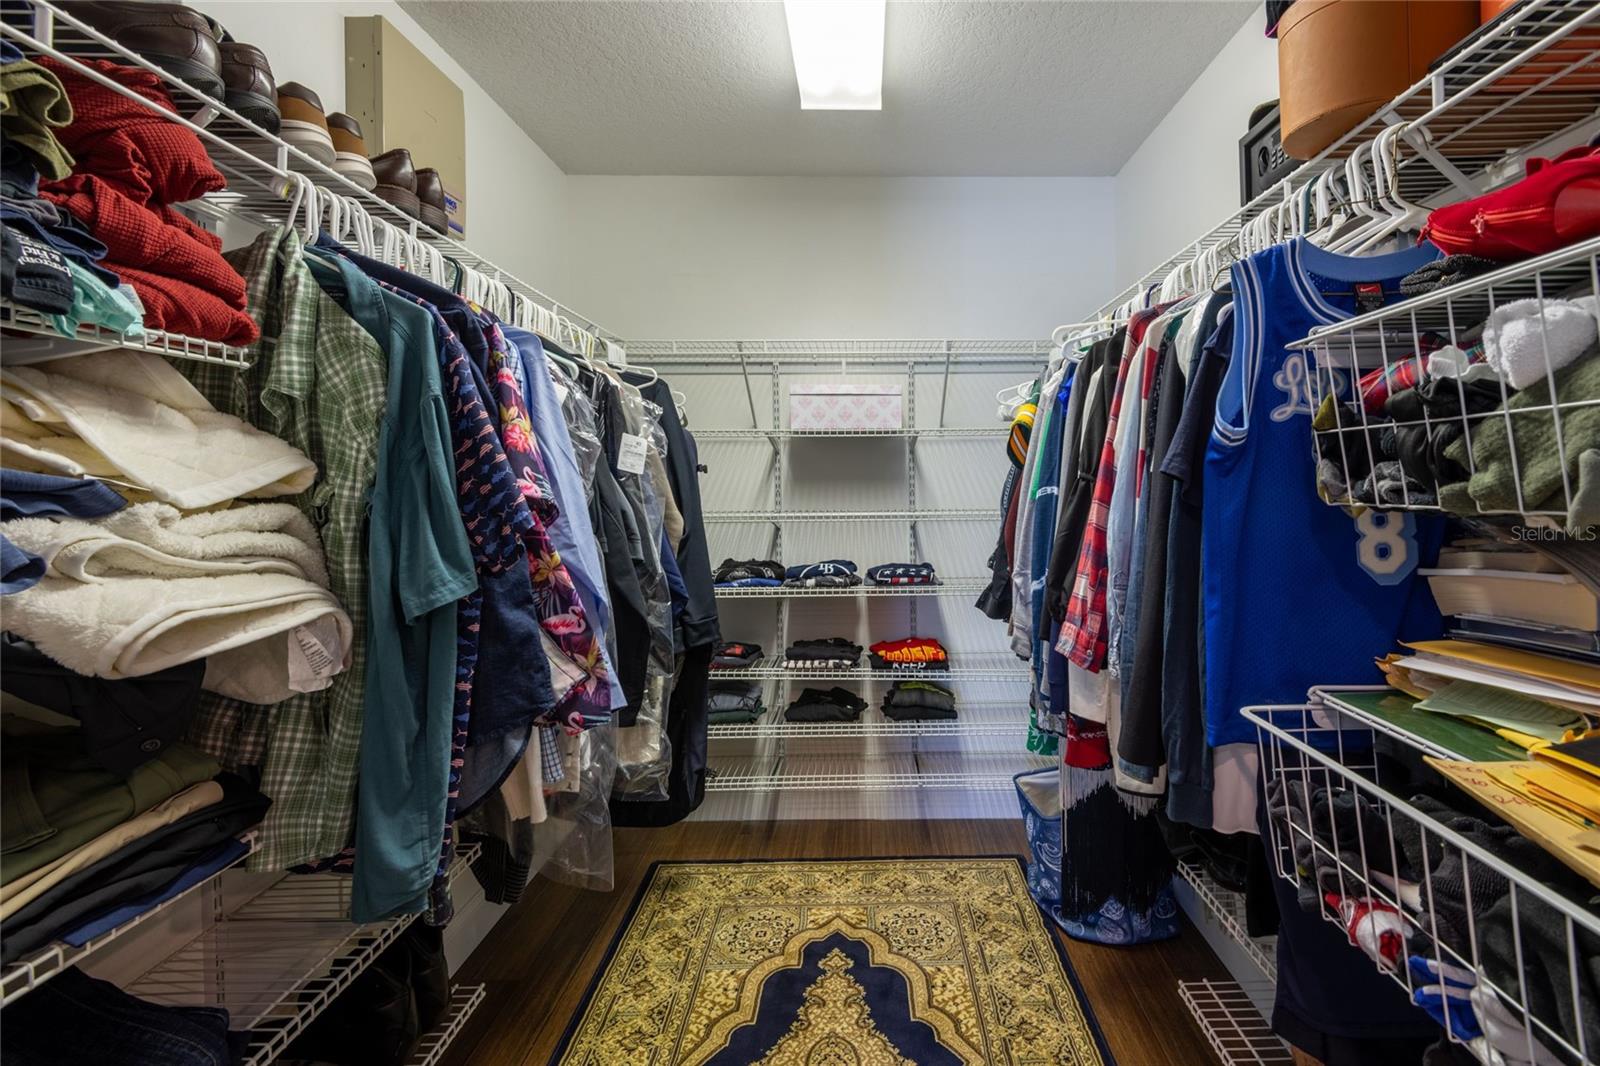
{"left": 184, "top": 227, "right": 386, "bottom": 871}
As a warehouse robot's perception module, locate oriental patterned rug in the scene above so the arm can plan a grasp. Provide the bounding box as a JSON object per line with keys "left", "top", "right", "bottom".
{"left": 552, "top": 858, "right": 1112, "bottom": 1065}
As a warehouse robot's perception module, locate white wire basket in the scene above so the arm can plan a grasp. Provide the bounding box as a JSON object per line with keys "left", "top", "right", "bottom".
{"left": 1298, "top": 238, "right": 1600, "bottom": 521}
{"left": 1243, "top": 703, "right": 1600, "bottom": 1065}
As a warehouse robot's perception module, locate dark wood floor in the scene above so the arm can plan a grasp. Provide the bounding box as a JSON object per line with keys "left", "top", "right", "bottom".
{"left": 441, "top": 819, "right": 1228, "bottom": 1066}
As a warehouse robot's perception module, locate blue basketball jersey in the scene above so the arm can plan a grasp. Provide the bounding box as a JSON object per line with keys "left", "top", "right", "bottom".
{"left": 1202, "top": 237, "right": 1445, "bottom": 747}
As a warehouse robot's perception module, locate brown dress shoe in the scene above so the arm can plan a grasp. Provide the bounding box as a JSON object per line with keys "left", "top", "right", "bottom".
{"left": 326, "top": 114, "right": 377, "bottom": 192}
{"left": 219, "top": 41, "right": 277, "bottom": 134}
{"left": 370, "top": 147, "right": 420, "bottom": 222}
{"left": 276, "top": 81, "right": 335, "bottom": 166}
{"left": 65, "top": 1, "right": 223, "bottom": 99}
{"left": 414, "top": 167, "right": 450, "bottom": 235}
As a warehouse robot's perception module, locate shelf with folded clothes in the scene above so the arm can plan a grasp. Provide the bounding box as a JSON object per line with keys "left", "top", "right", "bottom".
{"left": 704, "top": 508, "right": 994, "bottom": 523}
{"left": 709, "top": 655, "right": 1026, "bottom": 682}
{"left": 122, "top": 843, "right": 480, "bottom": 1066}
{"left": 404, "top": 983, "right": 486, "bottom": 1066}
{"left": 1300, "top": 237, "right": 1600, "bottom": 519}
{"left": 713, "top": 578, "right": 989, "bottom": 598}
{"left": 2, "top": 0, "right": 616, "bottom": 354}
{"left": 1093, "top": 0, "right": 1600, "bottom": 323}
{"left": 704, "top": 752, "right": 1055, "bottom": 792}
{"left": 696, "top": 427, "right": 1009, "bottom": 439}
{"left": 0, "top": 827, "right": 260, "bottom": 1009}
{"left": 1177, "top": 979, "right": 1295, "bottom": 1066}
{"left": 707, "top": 714, "right": 1030, "bottom": 739}
{"left": 1242, "top": 704, "right": 1600, "bottom": 1066}
{"left": 0, "top": 300, "right": 253, "bottom": 368}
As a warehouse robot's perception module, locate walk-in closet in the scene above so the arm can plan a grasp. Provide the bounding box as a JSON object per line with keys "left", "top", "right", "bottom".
{"left": 1, "top": 2, "right": 1597, "bottom": 1064}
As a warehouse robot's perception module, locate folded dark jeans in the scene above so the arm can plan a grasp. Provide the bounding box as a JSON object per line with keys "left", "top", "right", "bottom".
{"left": 0, "top": 966, "right": 237, "bottom": 1066}
{"left": 2, "top": 773, "right": 269, "bottom": 963}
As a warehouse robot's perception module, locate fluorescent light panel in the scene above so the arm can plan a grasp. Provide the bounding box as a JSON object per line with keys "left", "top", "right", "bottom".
{"left": 783, "top": 0, "right": 885, "bottom": 110}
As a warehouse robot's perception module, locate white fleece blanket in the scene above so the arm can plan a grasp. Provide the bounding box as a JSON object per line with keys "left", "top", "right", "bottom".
{"left": 0, "top": 351, "right": 315, "bottom": 508}
{"left": 4, "top": 502, "right": 329, "bottom": 585}
{"left": 3, "top": 504, "right": 350, "bottom": 705}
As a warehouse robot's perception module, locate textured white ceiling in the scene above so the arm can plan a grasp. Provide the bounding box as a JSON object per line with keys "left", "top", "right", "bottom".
{"left": 399, "top": 1, "right": 1259, "bottom": 177}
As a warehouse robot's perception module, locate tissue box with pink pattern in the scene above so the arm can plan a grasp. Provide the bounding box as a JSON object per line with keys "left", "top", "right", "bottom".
{"left": 788, "top": 383, "right": 904, "bottom": 431}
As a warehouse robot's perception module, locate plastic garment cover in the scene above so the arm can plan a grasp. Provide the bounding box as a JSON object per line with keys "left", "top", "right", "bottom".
{"left": 540, "top": 721, "right": 619, "bottom": 891}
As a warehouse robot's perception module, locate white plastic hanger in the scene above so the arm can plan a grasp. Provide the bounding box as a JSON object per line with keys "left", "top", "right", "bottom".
{"left": 1351, "top": 124, "right": 1430, "bottom": 255}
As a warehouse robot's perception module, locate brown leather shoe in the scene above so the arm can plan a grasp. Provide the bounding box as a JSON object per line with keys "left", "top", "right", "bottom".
{"left": 326, "top": 114, "right": 376, "bottom": 192}
{"left": 370, "top": 147, "right": 420, "bottom": 221}
{"left": 65, "top": 1, "right": 223, "bottom": 99}
{"left": 414, "top": 167, "right": 449, "bottom": 235}
{"left": 219, "top": 41, "right": 277, "bottom": 134}
{"left": 276, "top": 82, "right": 335, "bottom": 166}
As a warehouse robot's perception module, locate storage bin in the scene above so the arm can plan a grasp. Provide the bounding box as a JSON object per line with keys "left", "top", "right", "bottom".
{"left": 1277, "top": 0, "right": 1478, "bottom": 159}
{"left": 788, "top": 382, "right": 904, "bottom": 431}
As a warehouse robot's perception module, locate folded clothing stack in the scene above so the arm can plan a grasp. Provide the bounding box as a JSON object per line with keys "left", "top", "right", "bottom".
{"left": 783, "top": 636, "right": 863, "bottom": 670}
{"left": 783, "top": 559, "right": 861, "bottom": 588}
{"left": 881, "top": 679, "right": 957, "bottom": 721}
{"left": 708, "top": 679, "right": 765, "bottom": 724}
{"left": 866, "top": 562, "right": 939, "bottom": 586}
{"left": 784, "top": 686, "right": 868, "bottom": 722}
{"left": 38, "top": 57, "right": 259, "bottom": 344}
{"left": 710, "top": 640, "right": 764, "bottom": 671}
{"left": 714, "top": 558, "right": 784, "bottom": 587}
{"left": 869, "top": 636, "right": 950, "bottom": 672}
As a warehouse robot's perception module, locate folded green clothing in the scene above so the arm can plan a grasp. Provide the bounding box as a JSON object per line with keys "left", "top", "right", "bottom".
{"left": 882, "top": 681, "right": 956, "bottom": 713}
{"left": 709, "top": 705, "right": 765, "bottom": 725}
{"left": 882, "top": 705, "right": 958, "bottom": 722}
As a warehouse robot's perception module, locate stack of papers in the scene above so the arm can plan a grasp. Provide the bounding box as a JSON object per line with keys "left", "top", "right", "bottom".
{"left": 1383, "top": 640, "right": 1600, "bottom": 723}
{"left": 1426, "top": 756, "right": 1600, "bottom": 888}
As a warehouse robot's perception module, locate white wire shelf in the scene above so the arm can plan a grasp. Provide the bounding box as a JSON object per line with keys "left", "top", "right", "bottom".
{"left": 710, "top": 656, "right": 1024, "bottom": 682}
{"left": 708, "top": 715, "right": 1027, "bottom": 739}
{"left": 705, "top": 509, "right": 993, "bottom": 523}
{"left": 1179, "top": 979, "right": 1294, "bottom": 1066}
{"left": 627, "top": 339, "right": 1055, "bottom": 366}
{"left": 697, "top": 427, "right": 1008, "bottom": 439}
{"left": 1176, "top": 860, "right": 1279, "bottom": 984}
{"left": 1096, "top": 0, "right": 1600, "bottom": 320}
{"left": 125, "top": 844, "right": 480, "bottom": 1066}
{"left": 0, "top": 828, "right": 260, "bottom": 1008}
{"left": 1, "top": 1, "right": 616, "bottom": 351}
{"left": 405, "top": 983, "right": 486, "bottom": 1066}
{"left": 705, "top": 753, "right": 1053, "bottom": 792}
{"left": 715, "top": 579, "right": 987, "bottom": 598}
{"left": 1, "top": 301, "right": 254, "bottom": 368}
{"left": 1245, "top": 704, "right": 1600, "bottom": 1065}
{"left": 1302, "top": 238, "right": 1600, "bottom": 519}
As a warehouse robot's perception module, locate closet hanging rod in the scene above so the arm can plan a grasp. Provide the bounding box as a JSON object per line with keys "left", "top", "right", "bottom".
{"left": 3, "top": 1, "right": 622, "bottom": 352}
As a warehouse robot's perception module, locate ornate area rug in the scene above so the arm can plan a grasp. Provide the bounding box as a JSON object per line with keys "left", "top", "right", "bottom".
{"left": 553, "top": 858, "right": 1113, "bottom": 1065}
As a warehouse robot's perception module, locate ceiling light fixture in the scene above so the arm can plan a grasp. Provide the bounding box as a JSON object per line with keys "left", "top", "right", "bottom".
{"left": 783, "top": 0, "right": 885, "bottom": 111}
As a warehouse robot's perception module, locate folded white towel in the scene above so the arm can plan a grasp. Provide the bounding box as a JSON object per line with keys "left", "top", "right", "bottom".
{"left": 0, "top": 351, "right": 315, "bottom": 508}
{"left": 1483, "top": 295, "right": 1599, "bottom": 390}
{"left": 5, "top": 502, "right": 329, "bottom": 585}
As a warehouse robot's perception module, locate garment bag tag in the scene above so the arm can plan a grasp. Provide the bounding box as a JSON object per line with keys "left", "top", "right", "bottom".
{"left": 1355, "top": 283, "right": 1386, "bottom": 313}
{"left": 617, "top": 433, "right": 649, "bottom": 475}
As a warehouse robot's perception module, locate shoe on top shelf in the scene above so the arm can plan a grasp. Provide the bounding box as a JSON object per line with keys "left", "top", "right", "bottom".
{"left": 218, "top": 39, "right": 278, "bottom": 134}
{"left": 415, "top": 167, "right": 449, "bottom": 235}
{"left": 370, "top": 147, "right": 420, "bottom": 222}
{"left": 64, "top": 0, "right": 224, "bottom": 99}
{"left": 327, "top": 113, "right": 377, "bottom": 191}
{"left": 275, "top": 81, "right": 336, "bottom": 167}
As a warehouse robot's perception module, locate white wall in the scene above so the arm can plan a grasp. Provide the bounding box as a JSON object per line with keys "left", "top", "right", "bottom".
{"left": 205, "top": 1, "right": 570, "bottom": 290}
{"left": 1112, "top": 9, "right": 1278, "bottom": 294}
{"left": 559, "top": 176, "right": 1116, "bottom": 339}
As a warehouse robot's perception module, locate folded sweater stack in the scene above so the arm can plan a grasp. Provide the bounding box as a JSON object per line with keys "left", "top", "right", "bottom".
{"left": 714, "top": 558, "right": 784, "bottom": 587}
{"left": 708, "top": 679, "right": 765, "bottom": 724}
{"left": 783, "top": 559, "right": 861, "bottom": 588}
{"left": 784, "top": 686, "right": 867, "bottom": 722}
{"left": 38, "top": 58, "right": 258, "bottom": 344}
{"left": 881, "top": 679, "right": 957, "bottom": 721}
{"left": 866, "top": 562, "right": 939, "bottom": 586}
{"left": 783, "top": 637, "right": 862, "bottom": 670}
{"left": 710, "top": 640, "right": 763, "bottom": 671}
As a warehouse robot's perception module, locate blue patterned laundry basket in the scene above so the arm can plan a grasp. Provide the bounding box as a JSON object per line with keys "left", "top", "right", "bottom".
{"left": 1014, "top": 767, "right": 1063, "bottom": 914}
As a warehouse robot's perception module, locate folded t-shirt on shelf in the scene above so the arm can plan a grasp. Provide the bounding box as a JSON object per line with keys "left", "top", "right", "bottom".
{"left": 869, "top": 637, "right": 950, "bottom": 672}
{"left": 881, "top": 679, "right": 958, "bottom": 721}
{"left": 714, "top": 558, "right": 784, "bottom": 585}
{"left": 783, "top": 637, "right": 863, "bottom": 669}
{"left": 783, "top": 559, "right": 862, "bottom": 588}
{"left": 866, "top": 562, "right": 939, "bottom": 586}
{"left": 784, "top": 686, "right": 868, "bottom": 722}
{"left": 710, "top": 640, "right": 765, "bottom": 670}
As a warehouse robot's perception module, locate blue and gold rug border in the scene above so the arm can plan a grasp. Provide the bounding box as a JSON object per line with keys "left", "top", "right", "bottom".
{"left": 547, "top": 854, "right": 1117, "bottom": 1066}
